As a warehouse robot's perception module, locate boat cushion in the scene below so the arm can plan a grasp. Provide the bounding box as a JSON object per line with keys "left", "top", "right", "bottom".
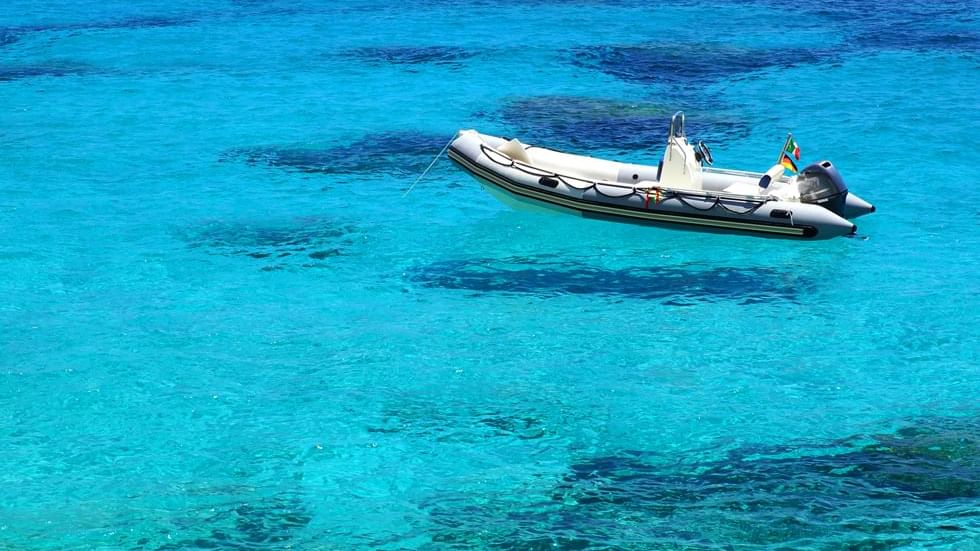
{"left": 496, "top": 139, "right": 531, "bottom": 164}
{"left": 659, "top": 137, "right": 703, "bottom": 191}
{"left": 723, "top": 182, "right": 763, "bottom": 196}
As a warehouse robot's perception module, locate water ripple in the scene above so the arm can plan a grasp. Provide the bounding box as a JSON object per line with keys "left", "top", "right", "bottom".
{"left": 156, "top": 493, "right": 312, "bottom": 550}
{"left": 368, "top": 401, "right": 550, "bottom": 443}
{"left": 340, "top": 45, "right": 478, "bottom": 69}
{"left": 177, "top": 217, "right": 357, "bottom": 270}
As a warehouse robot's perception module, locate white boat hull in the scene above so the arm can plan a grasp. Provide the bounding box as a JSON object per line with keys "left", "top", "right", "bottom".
{"left": 449, "top": 129, "right": 871, "bottom": 240}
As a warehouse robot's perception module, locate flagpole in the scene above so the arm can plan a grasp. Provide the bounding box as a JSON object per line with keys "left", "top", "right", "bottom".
{"left": 776, "top": 132, "right": 793, "bottom": 166}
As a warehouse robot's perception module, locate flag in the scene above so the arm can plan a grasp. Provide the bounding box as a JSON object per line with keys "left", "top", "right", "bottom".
{"left": 780, "top": 152, "right": 798, "bottom": 173}
{"left": 784, "top": 137, "right": 801, "bottom": 160}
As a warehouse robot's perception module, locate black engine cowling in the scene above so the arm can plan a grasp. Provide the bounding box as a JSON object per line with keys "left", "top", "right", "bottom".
{"left": 798, "top": 161, "right": 848, "bottom": 216}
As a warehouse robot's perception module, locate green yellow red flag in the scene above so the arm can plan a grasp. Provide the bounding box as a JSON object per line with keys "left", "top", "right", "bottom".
{"left": 784, "top": 137, "right": 801, "bottom": 160}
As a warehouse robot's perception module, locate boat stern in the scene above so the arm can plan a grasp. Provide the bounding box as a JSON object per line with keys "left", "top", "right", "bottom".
{"left": 842, "top": 193, "right": 876, "bottom": 218}
{"left": 797, "top": 160, "right": 875, "bottom": 219}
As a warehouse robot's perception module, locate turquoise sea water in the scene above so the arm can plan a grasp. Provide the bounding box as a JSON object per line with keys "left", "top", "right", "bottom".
{"left": 2, "top": 1, "right": 979, "bottom": 548}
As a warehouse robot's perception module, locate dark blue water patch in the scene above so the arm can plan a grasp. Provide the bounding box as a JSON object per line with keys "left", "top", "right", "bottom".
{"left": 80, "top": 15, "right": 197, "bottom": 32}
{"left": 0, "top": 15, "right": 196, "bottom": 52}
{"left": 570, "top": 43, "right": 834, "bottom": 86}
{"left": 178, "top": 217, "right": 357, "bottom": 270}
{"left": 852, "top": 25, "right": 980, "bottom": 53}
{"left": 485, "top": 96, "right": 750, "bottom": 152}
{"left": 0, "top": 62, "right": 96, "bottom": 82}
{"left": 154, "top": 494, "right": 311, "bottom": 550}
{"left": 0, "top": 29, "right": 18, "bottom": 47}
{"left": 226, "top": 0, "right": 307, "bottom": 16}
{"left": 423, "top": 417, "right": 980, "bottom": 547}
{"left": 220, "top": 131, "right": 453, "bottom": 177}
{"left": 739, "top": 0, "right": 978, "bottom": 54}
{"left": 340, "top": 46, "right": 478, "bottom": 69}
{"left": 409, "top": 257, "right": 807, "bottom": 305}
{"left": 563, "top": 423, "right": 980, "bottom": 508}
{"left": 4, "top": 14, "right": 197, "bottom": 37}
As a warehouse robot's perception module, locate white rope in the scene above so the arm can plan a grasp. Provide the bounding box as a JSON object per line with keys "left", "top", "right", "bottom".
{"left": 403, "top": 135, "right": 455, "bottom": 197}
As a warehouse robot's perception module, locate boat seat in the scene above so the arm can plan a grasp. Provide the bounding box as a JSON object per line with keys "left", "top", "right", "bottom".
{"left": 723, "top": 182, "right": 763, "bottom": 196}
{"left": 659, "top": 137, "right": 703, "bottom": 191}
{"left": 496, "top": 138, "right": 531, "bottom": 164}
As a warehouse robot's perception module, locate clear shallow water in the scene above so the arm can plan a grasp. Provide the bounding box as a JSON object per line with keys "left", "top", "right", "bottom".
{"left": 1, "top": 0, "right": 978, "bottom": 548}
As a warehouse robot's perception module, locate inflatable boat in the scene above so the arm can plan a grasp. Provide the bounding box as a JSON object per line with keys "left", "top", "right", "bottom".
{"left": 448, "top": 112, "right": 874, "bottom": 240}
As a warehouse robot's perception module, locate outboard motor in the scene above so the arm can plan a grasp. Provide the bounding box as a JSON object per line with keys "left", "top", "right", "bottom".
{"left": 798, "top": 160, "right": 848, "bottom": 216}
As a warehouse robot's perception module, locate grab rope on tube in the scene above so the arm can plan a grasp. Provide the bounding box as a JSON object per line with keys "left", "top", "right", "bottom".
{"left": 479, "top": 143, "right": 774, "bottom": 215}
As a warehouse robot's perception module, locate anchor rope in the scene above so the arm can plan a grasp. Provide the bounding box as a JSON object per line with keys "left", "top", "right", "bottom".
{"left": 403, "top": 134, "right": 456, "bottom": 197}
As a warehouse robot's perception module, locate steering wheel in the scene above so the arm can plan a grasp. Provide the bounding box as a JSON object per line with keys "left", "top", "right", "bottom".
{"left": 697, "top": 140, "right": 713, "bottom": 165}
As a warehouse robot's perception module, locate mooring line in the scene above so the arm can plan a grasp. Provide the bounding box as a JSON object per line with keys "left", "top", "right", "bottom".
{"left": 403, "top": 134, "right": 455, "bottom": 197}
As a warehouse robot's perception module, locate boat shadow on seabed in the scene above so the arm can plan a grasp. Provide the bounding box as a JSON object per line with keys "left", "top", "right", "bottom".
{"left": 408, "top": 256, "right": 810, "bottom": 306}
